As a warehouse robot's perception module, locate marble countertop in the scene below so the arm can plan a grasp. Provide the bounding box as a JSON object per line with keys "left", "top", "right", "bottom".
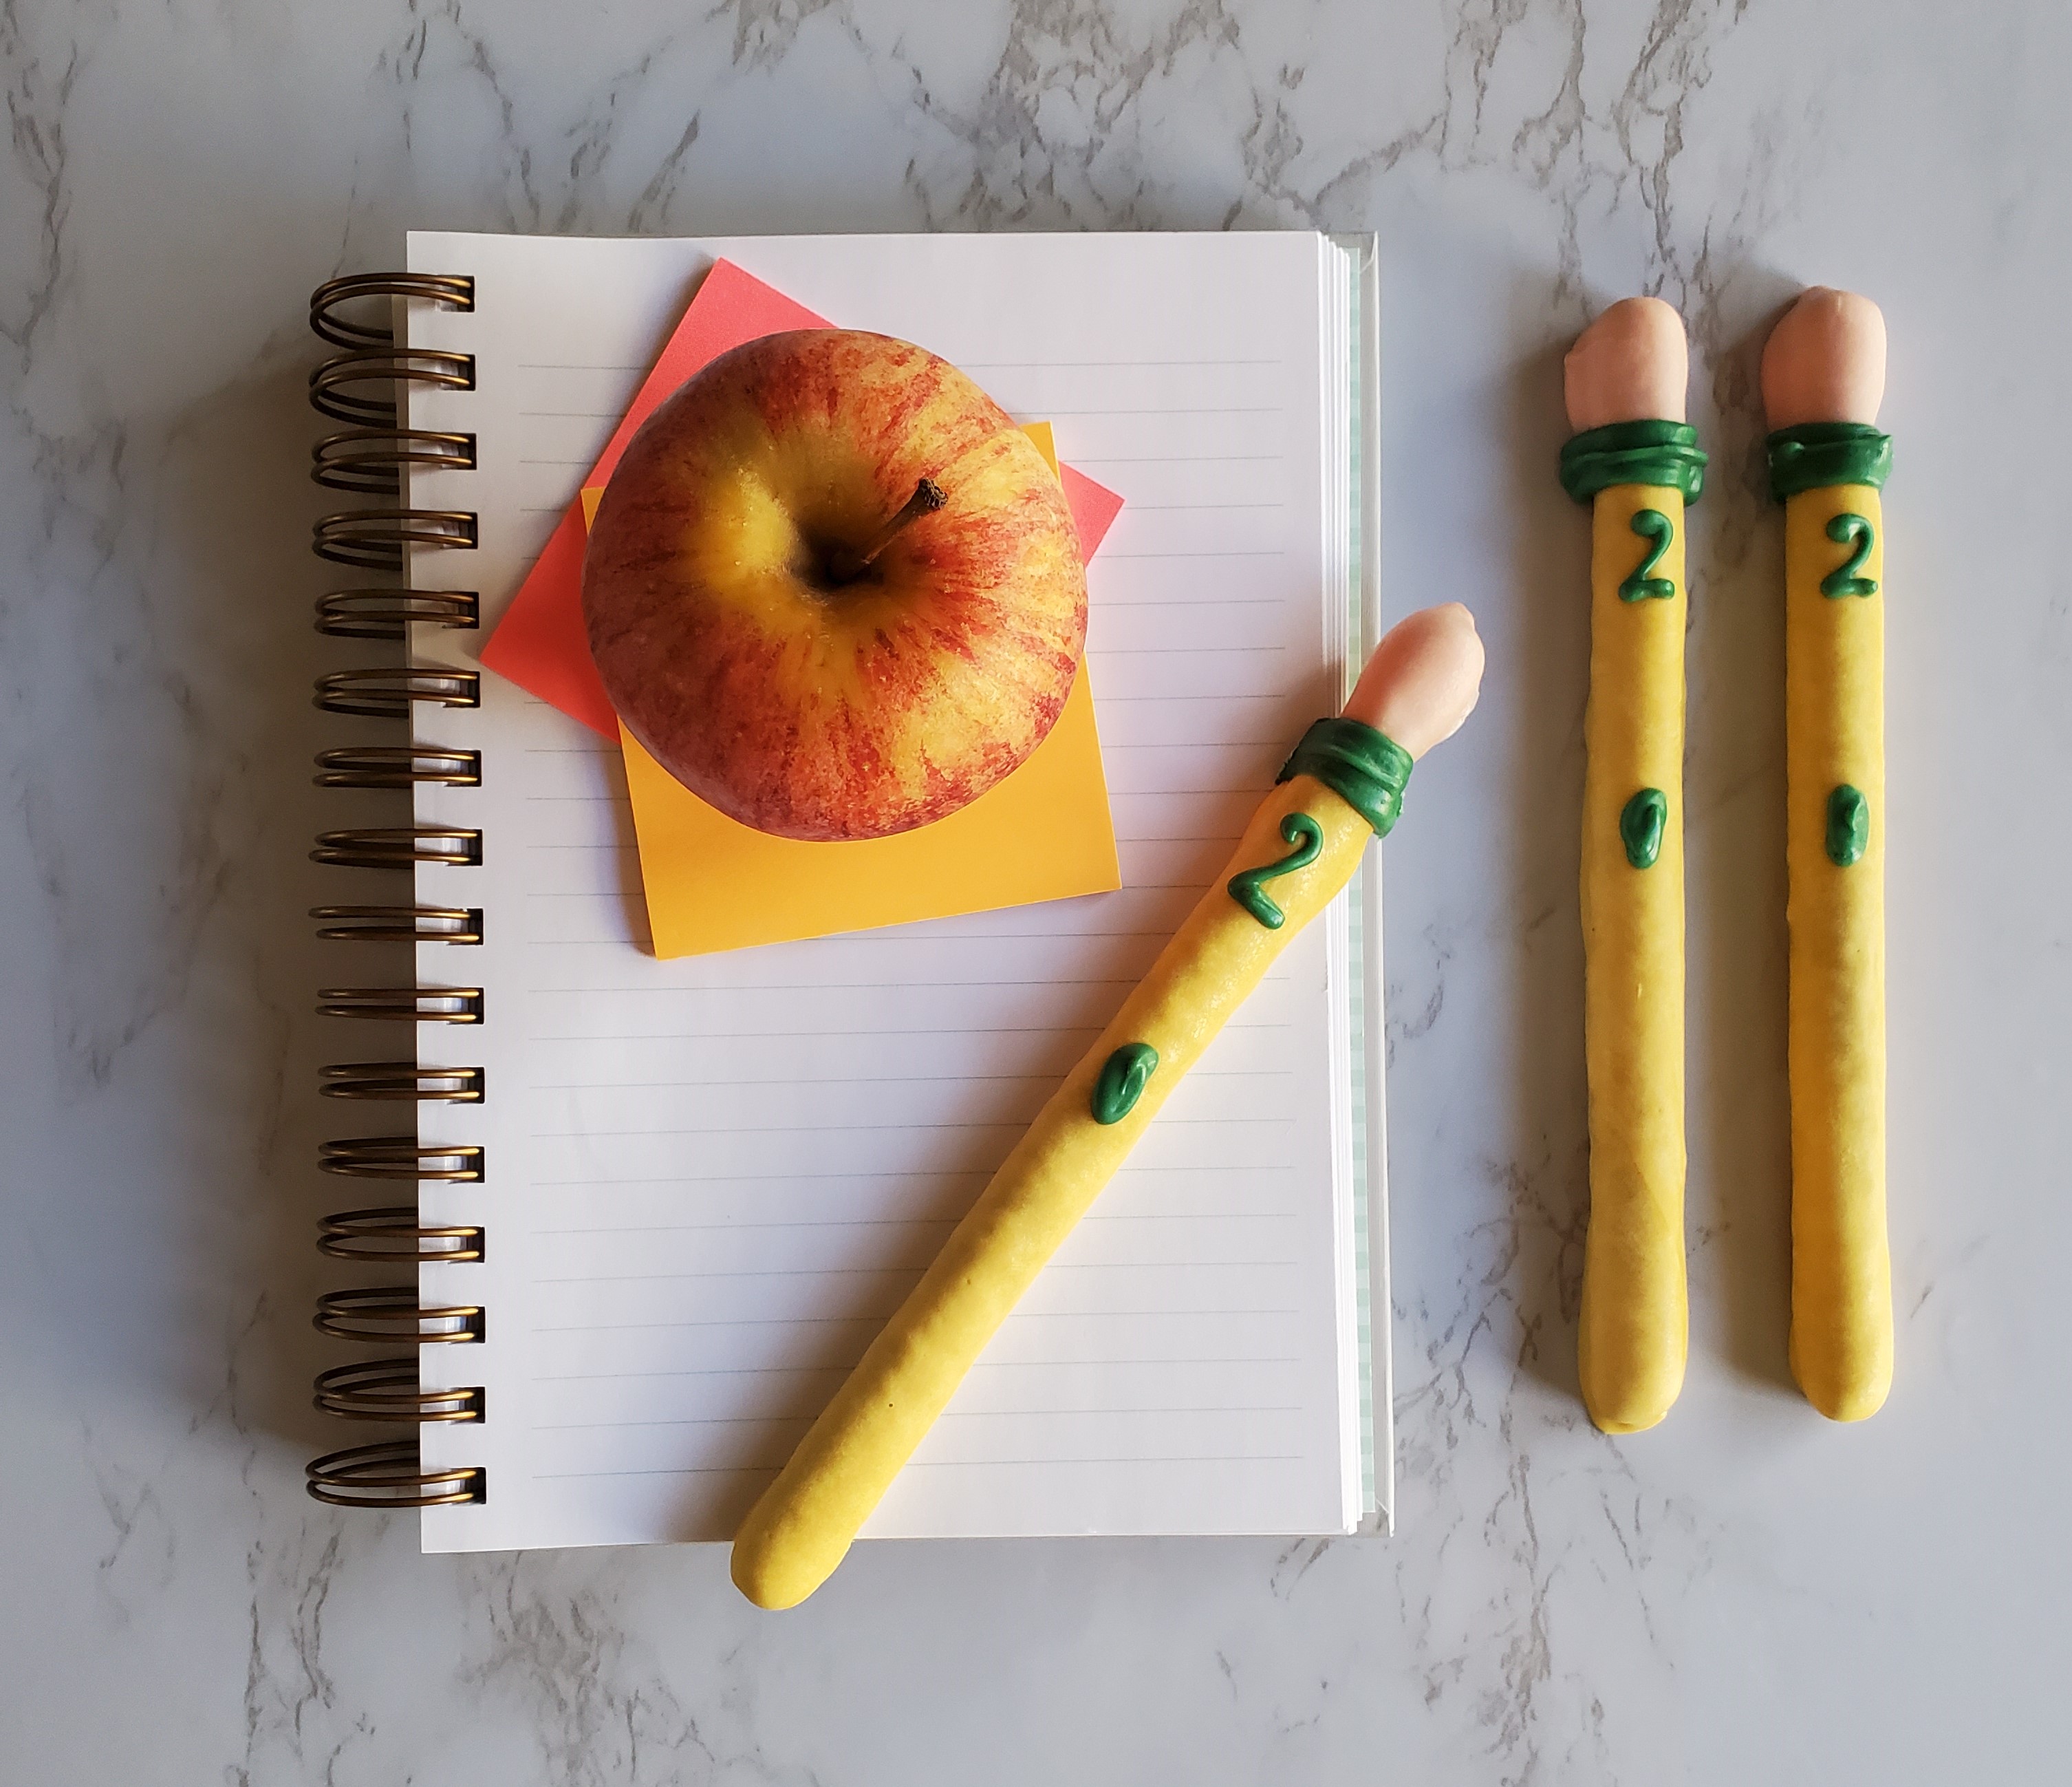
{"left": 4, "top": 2, "right": 2064, "bottom": 1781}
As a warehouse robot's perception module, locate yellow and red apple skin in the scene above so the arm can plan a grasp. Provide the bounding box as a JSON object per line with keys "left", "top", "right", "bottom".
{"left": 582, "top": 330, "right": 1088, "bottom": 842}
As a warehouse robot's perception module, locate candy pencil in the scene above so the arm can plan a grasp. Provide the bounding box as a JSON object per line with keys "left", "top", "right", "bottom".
{"left": 1762, "top": 289, "right": 1893, "bottom": 1422}
{"left": 732, "top": 603, "right": 1486, "bottom": 1607}
{"left": 1560, "top": 299, "right": 1707, "bottom": 1434}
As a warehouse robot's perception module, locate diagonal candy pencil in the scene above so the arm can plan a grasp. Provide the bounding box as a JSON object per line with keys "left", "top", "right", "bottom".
{"left": 732, "top": 603, "right": 1486, "bottom": 1607}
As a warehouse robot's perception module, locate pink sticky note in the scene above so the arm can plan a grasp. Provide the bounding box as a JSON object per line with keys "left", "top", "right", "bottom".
{"left": 477, "top": 259, "right": 1123, "bottom": 738}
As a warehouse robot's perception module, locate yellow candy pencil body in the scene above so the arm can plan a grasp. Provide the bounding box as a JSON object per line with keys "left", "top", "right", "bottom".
{"left": 1782, "top": 483, "right": 1888, "bottom": 1420}
{"left": 1577, "top": 480, "right": 1688, "bottom": 1433}
{"left": 731, "top": 604, "right": 1486, "bottom": 1609}
{"left": 1560, "top": 299, "right": 1703, "bottom": 1434}
{"left": 1764, "top": 288, "right": 1895, "bottom": 1422}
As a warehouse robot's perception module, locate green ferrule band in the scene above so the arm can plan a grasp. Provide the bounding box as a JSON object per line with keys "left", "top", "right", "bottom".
{"left": 1277, "top": 717, "right": 1413, "bottom": 838}
{"left": 1767, "top": 421, "right": 1892, "bottom": 501}
{"left": 1560, "top": 419, "right": 1707, "bottom": 505}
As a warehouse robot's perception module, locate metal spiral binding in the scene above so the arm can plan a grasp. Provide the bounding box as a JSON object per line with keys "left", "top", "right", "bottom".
{"left": 316, "top": 589, "right": 479, "bottom": 641}
{"left": 307, "top": 270, "right": 487, "bottom": 1513}
{"left": 314, "top": 1360, "right": 484, "bottom": 1422}
{"left": 310, "top": 346, "right": 475, "bottom": 427}
{"left": 310, "top": 906, "right": 483, "bottom": 944}
{"left": 309, "top": 271, "right": 473, "bottom": 350}
{"left": 318, "top": 1137, "right": 485, "bottom": 1182}
{"left": 314, "top": 1287, "right": 484, "bottom": 1345}
{"left": 314, "top": 506, "right": 477, "bottom": 572}
{"left": 314, "top": 746, "right": 481, "bottom": 790}
{"left": 310, "top": 826, "right": 482, "bottom": 870}
{"left": 312, "top": 427, "right": 476, "bottom": 495}
{"left": 318, "top": 1208, "right": 486, "bottom": 1263}
{"left": 319, "top": 1062, "right": 485, "bottom": 1102}
{"left": 316, "top": 986, "right": 484, "bottom": 1023}
{"left": 315, "top": 666, "right": 479, "bottom": 717}
{"left": 307, "top": 1441, "right": 484, "bottom": 1509}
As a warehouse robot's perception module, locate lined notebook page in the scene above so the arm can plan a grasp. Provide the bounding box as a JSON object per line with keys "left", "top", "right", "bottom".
{"left": 404, "top": 231, "right": 1361, "bottom": 1552}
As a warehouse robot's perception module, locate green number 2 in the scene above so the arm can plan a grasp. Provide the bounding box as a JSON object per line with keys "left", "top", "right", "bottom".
{"left": 1821, "top": 513, "right": 1879, "bottom": 597}
{"left": 1619, "top": 508, "right": 1676, "bottom": 602}
{"left": 1227, "top": 812, "right": 1324, "bottom": 929}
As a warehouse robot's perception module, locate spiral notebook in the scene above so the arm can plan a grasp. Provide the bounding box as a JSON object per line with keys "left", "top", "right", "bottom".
{"left": 305, "top": 229, "right": 1389, "bottom": 1552}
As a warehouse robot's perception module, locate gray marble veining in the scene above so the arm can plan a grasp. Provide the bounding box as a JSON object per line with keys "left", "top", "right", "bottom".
{"left": 3, "top": 2, "right": 2065, "bottom": 1781}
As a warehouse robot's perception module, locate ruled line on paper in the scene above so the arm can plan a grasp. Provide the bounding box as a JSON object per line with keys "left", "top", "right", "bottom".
{"left": 535, "top": 1265, "right": 928, "bottom": 1284}
{"left": 526, "top": 1456, "right": 1305, "bottom": 1482}
{"left": 533, "top": 1358, "right": 1306, "bottom": 1380}
{"left": 967, "top": 1354, "right": 1304, "bottom": 1367}
{"left": 531, "top": 1315, "right": 901, "bottom": 1334}
{"left": 535, "top": 1217, "right": 960, "bottom": 1236}
{"left": 1094, "top": 694, "right": 1293, "bottom": 705}
{"left": 532, "top": 1408, "right": 1304, "bottom": 1433}
{"left": 902, "top": 1454, "right": 1305, "bottom": 1467}
{"left": 529, "top": 1209, "right": 1297, "bottom": 1236}
{"left": 524, "top": 978, "right": 1145, "bottom": 995}
{"left": 519, "top": 1021, "right": 1293, "bottom": 1045}
{"left": 524, "top": 1116, "right": 1297, "bottom": 1140}
{"left": 519, "top": 967, "right": 1297, "bottom": 988}
{"left": 1031, "top": 406, "right": 1284, "bottom": 416}
{"left": 532, "top": 1258, "right": 1299, "bottom": 1285}
{"left": 528, "top": 1171, "right": 989, "bottom": 1189}
{"left": 520, "top": 1156, "right": 1294, "bottom": 1188}
{"left": 530, "top": 1308, "right": 1303, "bottom": 1334}
{"left": 988, "top": 1309, "right": 1301, "bottom": 1319}
{"left": 959, "top": 358, "right": 1285, "bottom": 369}
{"left": 532, "top": 1466, "right": 781, "bottom": 1481}
{"left": 1101, "top": 596, "right": 1282, "bottom": 608}
{"left": 526, "top": 1121, "right": 1026, "bottom": 1141}
{"left": 519, "top": 1067, "right": 1295, "bottom": 1093}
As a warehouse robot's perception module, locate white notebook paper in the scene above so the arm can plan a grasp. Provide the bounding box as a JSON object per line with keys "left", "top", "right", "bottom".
{"left": 399, "top": 230, "right": 1386, "bottom": 1552}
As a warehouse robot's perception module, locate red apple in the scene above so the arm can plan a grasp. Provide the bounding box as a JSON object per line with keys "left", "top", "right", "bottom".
{"left": 582, "top": 329, "right": 1088, "bottom": 842}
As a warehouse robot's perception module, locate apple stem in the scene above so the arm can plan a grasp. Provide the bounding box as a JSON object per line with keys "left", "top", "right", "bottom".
{"left": 834, "top": 478, "right": 945, "bottom": 580}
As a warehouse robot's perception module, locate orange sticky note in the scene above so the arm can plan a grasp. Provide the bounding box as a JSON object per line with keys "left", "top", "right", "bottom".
{"left": 589, "top": 422, "right": 1123, "bottom": 958}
